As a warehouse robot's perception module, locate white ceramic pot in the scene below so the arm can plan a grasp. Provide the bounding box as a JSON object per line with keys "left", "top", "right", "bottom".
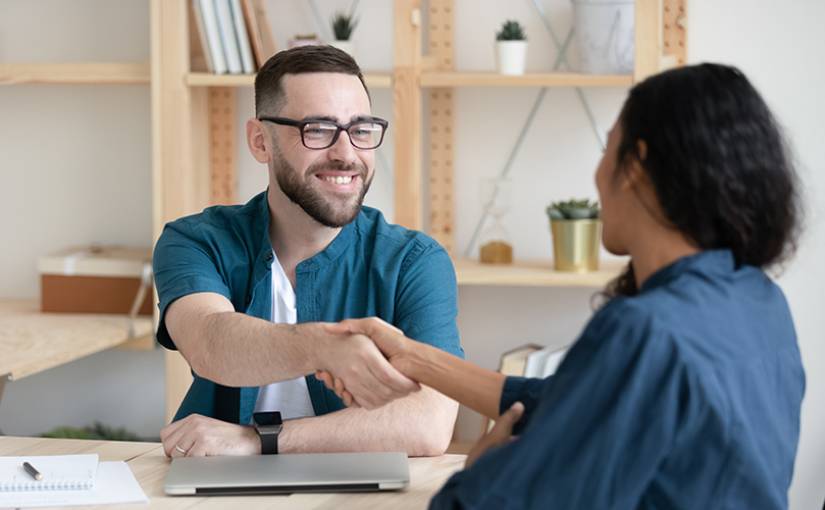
{"left": 329, "top": 39, "right": 355, "bottom": 58}
{"left": 496, "top": 40, "right": 528, "bottom": 75}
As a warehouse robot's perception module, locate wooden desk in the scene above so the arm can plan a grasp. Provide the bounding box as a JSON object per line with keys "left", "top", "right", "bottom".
{"left": 0, "top": 436, "right": 466, "bottom": 509}
{"left": 0, "top": 299, "right": 153, "bottom": 408}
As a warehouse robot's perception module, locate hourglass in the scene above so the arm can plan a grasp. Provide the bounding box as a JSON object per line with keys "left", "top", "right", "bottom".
{"left": 478, "top": 178, "right": 513, "bottom": 264}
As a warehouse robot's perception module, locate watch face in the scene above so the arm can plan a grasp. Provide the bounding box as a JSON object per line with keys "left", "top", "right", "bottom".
{"left": 253, "top": 411, "right": 283, "bottom": 427}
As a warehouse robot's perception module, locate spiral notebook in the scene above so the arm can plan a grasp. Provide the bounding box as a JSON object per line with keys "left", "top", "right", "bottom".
{"left": 0, "top": 454, "right": 97, "bottom": 491}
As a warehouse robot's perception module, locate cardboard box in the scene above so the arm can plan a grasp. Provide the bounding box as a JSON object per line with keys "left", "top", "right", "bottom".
{"left": 39, "top": 246, "right": 153, "bottom": 316}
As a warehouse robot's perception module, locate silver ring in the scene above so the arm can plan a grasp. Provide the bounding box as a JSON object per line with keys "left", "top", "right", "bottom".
{"left": 174, "top": 444, "right": 187, "bottom": 455}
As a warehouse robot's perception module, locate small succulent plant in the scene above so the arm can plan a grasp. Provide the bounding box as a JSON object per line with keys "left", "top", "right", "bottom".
{"left": 496, "top": 20, "right": 527, "bottom": 41}
{"left": 546, "top": 199, "right": 600, "bottom": 220}
{"left": 332, "top": 11, "right": 358, "bottom": 41}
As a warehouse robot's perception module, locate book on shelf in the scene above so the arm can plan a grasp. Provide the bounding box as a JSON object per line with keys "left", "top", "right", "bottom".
{"left": 497, "top": 344, "right": 543, "bottom": 377}
{"left": 214, "top": 0, "right": 243, "bottom": 74}
{"left": 194, "top": 0, "right": 228, "bottom": 74}
{"left": 229, "top": 0, "right": 255, "bottom": 73}
{"left": 241, "top": 0, "right": 277, "bottom": 69}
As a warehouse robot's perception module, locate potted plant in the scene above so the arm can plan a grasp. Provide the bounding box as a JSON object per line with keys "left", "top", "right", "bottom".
{"left": 546, "top": 199, "right": 601, "bottom": 272}
{"left": 330, "top": 11, "right": 358, "bottom": 56}
{"left": 495, "top": 20, "right": 528, "bottom": 75}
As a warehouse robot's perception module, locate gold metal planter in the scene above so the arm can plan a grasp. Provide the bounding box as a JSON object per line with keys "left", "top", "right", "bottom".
{"left": 550, "top": 219, "right": 602, "bottom": 272}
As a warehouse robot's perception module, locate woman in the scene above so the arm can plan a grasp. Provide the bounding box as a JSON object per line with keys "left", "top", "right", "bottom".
{"left": 322, "top": 63, "right": 805, "bottom": 509}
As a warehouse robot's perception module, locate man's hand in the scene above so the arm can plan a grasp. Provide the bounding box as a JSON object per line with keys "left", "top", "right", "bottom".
{"left": 160, "top": 414, "right": 259, "bottom": 457}
{"left": 327, "top": 317, "right": 413, "bottom": 372}
{"left": 465, "top": 402, "right": 524, "bottom": 468}
{"left": 317, "top": 318, "right": 418, "bottom": 407}
{"left": 311, "top": 322, "right": 420, "bottom": 410}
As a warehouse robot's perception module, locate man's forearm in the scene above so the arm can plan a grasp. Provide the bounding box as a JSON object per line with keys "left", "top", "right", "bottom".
{"left": 279, "top": 387, "right": 458, "bottom": 456}
{"left": 189, "top": 311, "right": 319, "bottom": 386}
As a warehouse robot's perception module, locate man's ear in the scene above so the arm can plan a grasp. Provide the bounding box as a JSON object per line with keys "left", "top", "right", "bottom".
{"left": 246, "top": 119, "right": 270, "bottom": 164}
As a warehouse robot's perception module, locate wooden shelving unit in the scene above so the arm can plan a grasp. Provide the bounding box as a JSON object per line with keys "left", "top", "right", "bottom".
{"left": 420, "top": 71, "right": 634, "bottom": 88}
{"left": 186, "top": 71, "right": 392, "bottom": 88}
{"left": 0, "top": 62, "right": 150, "bottom": 85}
{"left": 455, "top": 259, "right": 626, "bottom": 287}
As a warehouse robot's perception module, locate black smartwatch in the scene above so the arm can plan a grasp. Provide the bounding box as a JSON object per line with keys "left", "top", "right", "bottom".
{"left": 252, "top": 411, "right": 283, "bottom": 454}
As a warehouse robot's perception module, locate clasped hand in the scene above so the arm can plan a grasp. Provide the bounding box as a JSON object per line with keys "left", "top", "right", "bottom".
{"left": 317, "top": 317, "right": 418, "bottom": 409}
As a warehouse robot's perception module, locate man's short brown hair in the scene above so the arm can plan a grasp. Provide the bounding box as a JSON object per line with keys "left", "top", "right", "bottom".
{"left": 254, "top": 45, "right": 370, "bottom": 116}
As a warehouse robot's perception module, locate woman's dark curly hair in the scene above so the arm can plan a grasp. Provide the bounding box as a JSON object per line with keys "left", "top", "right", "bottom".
{"left": 604, "top": 63, "right": 801, "bottom": 298}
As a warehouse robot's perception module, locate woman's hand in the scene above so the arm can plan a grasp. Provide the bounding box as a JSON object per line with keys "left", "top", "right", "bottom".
{"left": 465, "top": 402, "right": 524, "bottom": 468}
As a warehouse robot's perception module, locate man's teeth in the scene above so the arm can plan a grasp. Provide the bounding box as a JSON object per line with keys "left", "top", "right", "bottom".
{"left": 322, "top": 175, "right": 354, "bottom": 185}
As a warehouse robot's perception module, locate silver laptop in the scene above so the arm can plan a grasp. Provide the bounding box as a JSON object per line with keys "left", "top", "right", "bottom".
{"left": 164, "top": 452, "right": 409, "bottom": 496}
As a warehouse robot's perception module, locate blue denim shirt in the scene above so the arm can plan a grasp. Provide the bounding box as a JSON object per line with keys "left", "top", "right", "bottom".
{"left": 431, "top": 250, "right": 804, "bottom": 510}
{"left": 153, "top": 190, "right": 464, "bottom": 424}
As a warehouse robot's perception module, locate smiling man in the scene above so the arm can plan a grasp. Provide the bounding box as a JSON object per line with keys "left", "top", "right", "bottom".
{"left": 152, "top": 45, "right": 462, "bottom": 458}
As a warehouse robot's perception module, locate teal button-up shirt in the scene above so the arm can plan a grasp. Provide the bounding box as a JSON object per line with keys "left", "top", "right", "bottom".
{"left": 153, "top": 191, "right": 463, "bottom": 424}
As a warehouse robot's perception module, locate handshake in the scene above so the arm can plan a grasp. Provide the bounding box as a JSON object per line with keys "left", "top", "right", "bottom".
{"left": 312, "top": 318, "right": 425, "bottom": 410}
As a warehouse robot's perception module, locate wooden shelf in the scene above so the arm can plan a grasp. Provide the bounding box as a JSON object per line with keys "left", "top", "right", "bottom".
{"left": 420, "top": 71, "right": 633, "bottom": 88}
{"left": 454, "top": 258, "right": 626, "bottom": 287}
{"left": 0, "top": 299, "right": 154, "bottom": 381}
{"left": 0, "top": 62, "right": 150, "bottom": 85}
{"left": 186, "top": 71, "right": 393, "bottom": 89}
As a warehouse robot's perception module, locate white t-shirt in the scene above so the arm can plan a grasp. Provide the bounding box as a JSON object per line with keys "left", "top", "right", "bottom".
{"left": 253, "top": 251, "right": 316, "bottom": 420}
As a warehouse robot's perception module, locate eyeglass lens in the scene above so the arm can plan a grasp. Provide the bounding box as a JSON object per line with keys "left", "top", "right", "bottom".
{"left": 302, "top": 121, "right": 384, "bottom": 149}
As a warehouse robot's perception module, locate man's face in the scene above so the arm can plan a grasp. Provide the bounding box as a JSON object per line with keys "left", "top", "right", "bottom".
{"left": 267, "top": 72, "right": 375, "bottom": 228}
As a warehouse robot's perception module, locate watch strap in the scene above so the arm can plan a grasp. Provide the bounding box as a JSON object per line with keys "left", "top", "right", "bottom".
{"left": 259, "top": 429, "right": 278, "bottom": 454}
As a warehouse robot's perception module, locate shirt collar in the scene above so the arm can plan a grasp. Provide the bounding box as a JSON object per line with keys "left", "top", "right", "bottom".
{"left": 256, "top": 188, "right": 357, "bottom": 274}
{"left": 640, "top": 249, "right": 736, "bottom": 293}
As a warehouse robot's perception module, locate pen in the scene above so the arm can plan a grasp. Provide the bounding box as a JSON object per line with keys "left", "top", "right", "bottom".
{"left": 22, "top": 461, "right": 43, "bottom": 481}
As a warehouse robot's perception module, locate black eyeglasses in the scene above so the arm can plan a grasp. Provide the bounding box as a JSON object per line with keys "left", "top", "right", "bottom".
{"left": 258, "top": 116, "right": 389, "bottom": 150}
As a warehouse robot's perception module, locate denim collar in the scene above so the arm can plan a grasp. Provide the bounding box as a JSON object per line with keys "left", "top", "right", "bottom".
{"left": 253, "top": 188, "right": 356, "bottom": 275}
{"left": 640, "top": 249, "right": 736, "bottom": 293}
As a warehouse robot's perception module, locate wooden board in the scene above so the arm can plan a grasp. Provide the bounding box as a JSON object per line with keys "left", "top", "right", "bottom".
{"left": 392, "top": 0, "right": 423, "bottom": 230}
{"left": 427, "top": 0, "right": 455, "bottom": 254}
{"left": 0, "top": 300, "right": 153, "bottom": 381}
{"left": 208, "top": 87, "right": 237, "bottom": 205}
{"left": 634, "top": 0, "right": 663, "bottom": 81}
{"left": 185, "top": 72, "right": 393, "bottom": 88}
{"left": 663, "top": 0, "right": 687, "bottom": 66}
{"left": 0, "top": 63, "right": 149, "bottom": 85}
{"left": 454, "top": 258, "right": 626, "bottom": 287}
{"left": 420, "top": 71, "right": 634, "bottom": 88}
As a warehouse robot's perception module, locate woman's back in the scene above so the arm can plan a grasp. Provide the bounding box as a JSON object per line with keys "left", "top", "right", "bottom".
{"left": 434, "top": 250, "right": 804, "bottom": 509}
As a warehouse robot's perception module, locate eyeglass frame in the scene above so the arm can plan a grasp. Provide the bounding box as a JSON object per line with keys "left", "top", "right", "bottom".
{"left": 257, "top": 115, "right": 389, "bottom": 150}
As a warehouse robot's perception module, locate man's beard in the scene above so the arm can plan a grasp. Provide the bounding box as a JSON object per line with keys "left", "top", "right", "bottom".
{"left": 273, "top": 151, "right": 372, "bottom": 228}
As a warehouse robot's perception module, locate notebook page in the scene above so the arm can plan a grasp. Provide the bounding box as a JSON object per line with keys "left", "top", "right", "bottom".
{"left": 0, "top": 455, "right": 98, "bottom": 491}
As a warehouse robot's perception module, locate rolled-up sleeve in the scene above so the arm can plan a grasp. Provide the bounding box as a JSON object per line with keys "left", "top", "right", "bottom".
{"left": 394, "top": 242, "right": 464, "bottom": 358}
{"left": 153, "top": 220, "right": 232, "bottom": 350}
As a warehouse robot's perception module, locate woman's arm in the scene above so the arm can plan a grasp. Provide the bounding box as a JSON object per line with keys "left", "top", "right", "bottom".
{"left": 328, "top": 318, "right": 507, "bottom": 420}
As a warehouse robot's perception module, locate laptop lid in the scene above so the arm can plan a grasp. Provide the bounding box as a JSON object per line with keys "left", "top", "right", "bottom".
{"left": 164, "top": 452, "right": 409, "bottom": 496}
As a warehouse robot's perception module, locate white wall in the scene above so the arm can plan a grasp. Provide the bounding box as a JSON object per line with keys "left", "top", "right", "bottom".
{"left": 0, "top": 0, "right": 165, "bottom": 438}
{"left": 0, "top": 1, "right": 822, "bottom": 507}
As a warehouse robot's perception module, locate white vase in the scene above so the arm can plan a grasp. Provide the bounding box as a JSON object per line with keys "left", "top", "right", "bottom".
{"left": 329, "top": 40, "right": 355, "bottom": 58}
{"left": 495, "top": 40, "right": 528, "bottom": 75}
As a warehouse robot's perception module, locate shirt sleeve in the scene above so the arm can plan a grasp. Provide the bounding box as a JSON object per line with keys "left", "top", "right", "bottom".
{"left": 394, "top": 241, "right": 464, "bottom": 358}
{"left": 430, "top": 300, "right": 698, "bottom": 509}
{"left": 499, "top": 376, "right": 547, "bottom": 434}
{"left": 153, "top": 219, "right": 232, "bottom": 350}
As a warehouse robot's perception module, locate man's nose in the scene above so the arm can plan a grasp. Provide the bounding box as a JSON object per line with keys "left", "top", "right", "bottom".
{"left": 326, "top": 129, "right": 359, "bottom": 162}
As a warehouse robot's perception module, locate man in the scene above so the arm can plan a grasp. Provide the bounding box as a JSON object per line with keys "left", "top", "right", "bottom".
{"left": 153, "top": 45, "right": 462, "bottom": 458}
